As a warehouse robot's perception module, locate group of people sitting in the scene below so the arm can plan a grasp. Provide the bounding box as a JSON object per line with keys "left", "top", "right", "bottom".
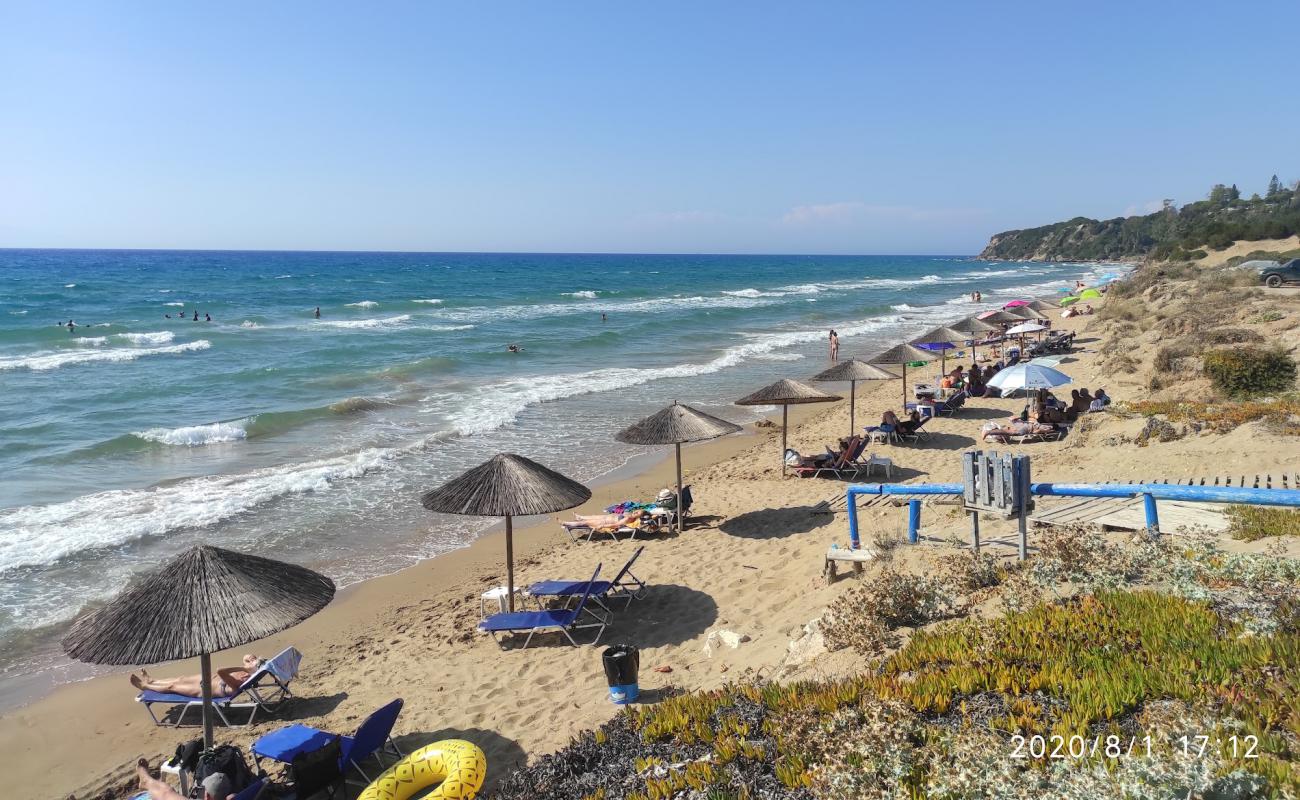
{"left": 938, "top": 363, "right": 999, "bottom": 398}
{"left": 979, "top": 387, "right": 1111, "bottom": 442}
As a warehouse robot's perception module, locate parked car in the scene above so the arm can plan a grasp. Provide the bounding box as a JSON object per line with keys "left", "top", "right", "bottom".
{"left": 1260, "top": 259, "right": 1300, "bottom": 288}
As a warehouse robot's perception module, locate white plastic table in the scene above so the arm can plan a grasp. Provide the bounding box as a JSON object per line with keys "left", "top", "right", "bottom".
{"left": 480, "top": 586, "right": 527, "bottom": 617}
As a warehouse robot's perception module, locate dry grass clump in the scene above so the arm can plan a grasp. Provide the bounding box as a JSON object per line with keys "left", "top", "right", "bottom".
{"left": 1120, "top": 399, "right": 1300, "bottom": 434}
{"left": 1203, "top": 327, "right": 1267, "bottom": 346}
{"left": 1251, "top": 309, "right": 1287, "bottom": 324}
{"left": 1097, "top": 297, "right": 1144, "bottom": 323}
{"left": 1228, "top": 505, "right": 1300, "bottom": 542}
{"left": 821, "top": 569, "right": 961, "bottom": 656}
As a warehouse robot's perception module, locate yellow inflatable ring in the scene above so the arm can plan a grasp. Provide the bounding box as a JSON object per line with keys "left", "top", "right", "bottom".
{"left": 358, "top": 739, "right": 487, "bottom": 800}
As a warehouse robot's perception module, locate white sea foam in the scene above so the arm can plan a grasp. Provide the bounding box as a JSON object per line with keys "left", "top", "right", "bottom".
{"left": 346, "top": 300, "right": 379, "bottom": 308}
{"left": 428, "top": 324, "right": 475, "bottom": 332}
{"left": 318, "top": 315, "right": 411, "bottom": 329}
{"left": 164, "top": 302, "right": 185, "bottom": 307}
{"left": 0, "top": 445, "right": 403, "bottom": 572}
{"left": 135, "top": 420, "right": 249, "bottom": 446}
{"left": 74, "top": 337, "right": 108, "bottom": 347}
{"left": 64, "top": 283, "right": 76, "bottom": 288}
{"left": 891, "top": 303, "right": 914, "bottom": 311}
{"left": 0, "top": 340, "right": 210, "bottom": 372}
{"left": 752, "top": 352, "right": 805, "bottom": 362}
{"left": 563, "top": 290, "right": 599, "bottom": 299}
{"left": 9, "top": 310, "right": 28, "bottom": 315}
{"left": 723, "top": 288, "right": 786, "bottom": 298}
{"left": 240, "top": 320, "right": 262, "bottom": 329}
{"left": 412, "top": 299, "right": 443, "bottom": 305}
{"left": 442, "top": 314, "right": 903, "bottom": 436}
{"left": 117, "top": 331, "right": 175, "bottom": 345}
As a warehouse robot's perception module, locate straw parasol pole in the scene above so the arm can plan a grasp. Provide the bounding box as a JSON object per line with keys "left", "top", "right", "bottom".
{"left": 952, "top": 316, "right": 1000, "bottom": 365}
{"left": 811, "top": 359, "right": 896, "bottom": 437}
{"left": 421, "top": 453, "right": 590, "bottom": 612}
{"left": 62, "top": 545, "right": 335, "bottom": 749}
{"left": 736, "top": 379, "right": 840, "bottom": 475}
{"left": 869, "top": 343, "right": 938, "bottom": 408}
{"left": 615, "top": 401, "right": 742, "bottom": 532}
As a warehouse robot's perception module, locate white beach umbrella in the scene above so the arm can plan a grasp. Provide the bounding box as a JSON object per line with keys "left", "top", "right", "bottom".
{"left": 986, "top": 363, "right": 1072, "bottom": 395}
{"left": 1004, "top": 322, "right": 1047, "bottom": 336}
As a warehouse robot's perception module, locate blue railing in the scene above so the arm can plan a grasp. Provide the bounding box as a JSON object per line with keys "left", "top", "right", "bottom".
{"left": 845, "top": 482, "right": 1300, "bottom": 549}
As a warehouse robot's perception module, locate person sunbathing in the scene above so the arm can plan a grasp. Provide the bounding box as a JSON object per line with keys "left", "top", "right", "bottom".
{"left": 895, "top": 410, "right": 922, "bottom": 435}
{"left": 129, "top": 654, "right": 263, "bottom": 698}
{"left": 563, "top": 509, "right": 648, "bottom": 531}
{"left": 136, "top": 758, "right": 233, "bottom": 800}
{"left": 982, "top": 419, "right": 1056, "bottom": 442}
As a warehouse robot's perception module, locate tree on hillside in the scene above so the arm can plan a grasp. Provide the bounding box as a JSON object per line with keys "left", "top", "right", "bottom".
{"left": 1267, "top": 174, "right": 1283, "bottom": 197}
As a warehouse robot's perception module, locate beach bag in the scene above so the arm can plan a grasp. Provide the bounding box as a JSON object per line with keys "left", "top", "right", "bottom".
{"left": 192, "top": 744, "right": 256, "bottom": 797}
{"left": 171, "top": 738, "right": 203, "bottom": 773}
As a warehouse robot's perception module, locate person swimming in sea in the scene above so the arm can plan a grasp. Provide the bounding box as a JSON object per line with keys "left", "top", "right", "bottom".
{"left": 193, "top": 310, "right": 199, "bottom": 321}
{"left": 601, "top": 312, "right": 607, "bottom": 322}
{"left": 314, "top": 306, "right": 321, "bottom": 318}
{"left": 507, "top": 344, "right": 524, "bottom": 353}
{"left": 205, "top": 313, "right": 211, "bottom": 322}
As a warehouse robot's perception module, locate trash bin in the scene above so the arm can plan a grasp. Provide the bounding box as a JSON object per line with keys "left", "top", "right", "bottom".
{"left": 602, "top": 644, "right": 639, "bottom": 704}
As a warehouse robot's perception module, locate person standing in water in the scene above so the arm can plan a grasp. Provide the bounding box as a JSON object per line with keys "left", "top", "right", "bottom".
{"left": 829, "top": 329, "right": 839, "bottom": 362}
{"left": 192, "top": 310, "right": 199, "bottom": 321}
{"left": 314, "top": 307, "right": 321, "bottom": 318}
{"left": 601, "top": 312, "right": 607, "bottom": 323}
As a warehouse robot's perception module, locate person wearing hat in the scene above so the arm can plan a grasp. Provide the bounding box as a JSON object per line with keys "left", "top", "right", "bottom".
{"left": 135, "top": 758, "right": 235, "bottom": 800}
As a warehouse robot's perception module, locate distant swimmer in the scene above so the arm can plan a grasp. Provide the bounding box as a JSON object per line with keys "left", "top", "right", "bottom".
{"left": 66, "top": 320, "right": 76, "bottom": 333}
{"left": 314, "top": 307, "right": 321, "bottom": 319}
{"left": 165, "top": 314, "right": 171, "bottom": 319}
{"left": 507, "top": 344, "right": 524, "bottom": 353}
{"left": 601, "top": 313, "right": 607, "bottom": 322}
{"left": 205, "top": 313, "right": 211, "bottom": 322}
{"left": 193, "top": 310, "right": 199, "bottom": 321}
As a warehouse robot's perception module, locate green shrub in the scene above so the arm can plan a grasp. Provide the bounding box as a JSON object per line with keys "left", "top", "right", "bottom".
{"left": 1203, "top": 347, "right": 1297, "bottom": 397}
{"left": 1249, "top": 309, "right": 1286, "bottom": 324}
{"left": 1227, "top": 505, "right": 1300, "bottom": 541}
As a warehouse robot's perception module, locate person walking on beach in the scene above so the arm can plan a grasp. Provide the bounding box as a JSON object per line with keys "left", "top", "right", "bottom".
{"left": 828, "top": 329, "right": 839, "bottom": 362}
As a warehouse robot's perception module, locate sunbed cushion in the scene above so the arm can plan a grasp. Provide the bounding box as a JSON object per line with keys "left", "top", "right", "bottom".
{"left": 527, "top": 579, "right": 614, "bottom": 596}
{"left": 478, "top": 609, "right": 576, "bottom": 633}
{"left": 251, "top": 723, "right": 335, "bottom": 763}
{"left": 138, "top": 689, "right": 236, "bottom": 704}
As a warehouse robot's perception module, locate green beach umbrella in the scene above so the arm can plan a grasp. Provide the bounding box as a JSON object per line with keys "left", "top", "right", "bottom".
{"left": 1060, "top": 296, "right": 1081, "bottom": 307}
{"left": 1079, "top": 288, "right": 1102, "bottom": 299}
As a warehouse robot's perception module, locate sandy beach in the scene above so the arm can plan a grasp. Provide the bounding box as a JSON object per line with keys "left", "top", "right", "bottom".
{"left": 8, "top": 265, "right": 1300, "bottom": 800}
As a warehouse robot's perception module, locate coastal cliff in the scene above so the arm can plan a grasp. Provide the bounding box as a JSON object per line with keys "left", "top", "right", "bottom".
{"left": 979, "top": 177, "right": 1300, "bottom": 262}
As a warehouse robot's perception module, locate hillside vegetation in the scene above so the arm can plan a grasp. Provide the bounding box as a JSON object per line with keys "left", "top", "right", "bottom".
{"left": 980, "top": 176, "right": 1300, "bottom": 262}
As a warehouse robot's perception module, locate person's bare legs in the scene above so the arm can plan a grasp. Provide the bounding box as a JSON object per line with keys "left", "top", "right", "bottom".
{"left": 136, "top": 758, "right": 186, "bottom": 800}
{"left": 129, "top": 673, "right": 207, "bottom": 696}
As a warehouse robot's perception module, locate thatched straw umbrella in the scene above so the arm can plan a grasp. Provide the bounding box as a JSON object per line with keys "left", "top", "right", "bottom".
{"left": 810, "top": 359, "right": 896, "bottom": 437}
{"left": 869, "top": 343, "right": 938, "bottom": 407}
{"left": 1005, "top": 305, "right": 1042, "bottom": 321}
{"left": 615, "top": 402, "right": 742, "bottom": 532}
{"left": 977, "top": 310, "right": 1022, "bottom": 325}
{"left": 1025, "top": 299, "right": 1058, "bottom": 314}
{"left": 421, "top": 453, "right": 590, "bottom": 612}
{"left": 735, "top": 379, "right": 841, "bottom": 475}
{"left": 952, "top": 316, "right": 1002, "bottom": 364}
{"left": 911, "top": 325, "right": 973, "bottom": 376}
{"left": 62, "top": 545, "right": 335, "bottom": 749}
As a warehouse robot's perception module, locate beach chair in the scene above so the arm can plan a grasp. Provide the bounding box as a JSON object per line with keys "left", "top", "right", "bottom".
{"left": 136, "top": 646, "right": 302, "bottom": 728}
{"left": 935, "top": 391, "right": 967, "bottom": 415}
{"left": 647, "top": 485, "right": 693, "bottom": 532}
{"left": 251, "top": 699, "right": 404, "bottom": 786}
{"left": 526, "top": 546, "right": 646, "bottom": 612}
{"left": 561, "top": 511, "right": 658, "bottom": 542}
{"left": 792, "top": 437, "right": 865, "bottom": 479}
{"left": 478, "top": 565, "right": 607, "bottom": 648}
{"left": 896, "top": 415, "right": 930, "bottom": 443}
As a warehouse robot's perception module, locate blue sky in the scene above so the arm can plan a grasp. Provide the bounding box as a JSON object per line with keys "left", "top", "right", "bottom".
{"left": 1, "top": 1, "right": 1296, "bottom": 254}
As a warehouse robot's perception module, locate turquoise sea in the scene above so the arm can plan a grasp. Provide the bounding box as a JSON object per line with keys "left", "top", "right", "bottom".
{"left": 0, "top": 249, "right": 1111, "bottom": 699}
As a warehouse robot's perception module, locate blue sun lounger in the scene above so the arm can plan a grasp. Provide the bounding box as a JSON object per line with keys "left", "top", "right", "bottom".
{"left": 136, "top": 646, "right": 302, "bottom": 728}
{"left": 479, "top": 565, "right": 607, "bottom": 648}
{"left": 526, "top": 546, "right": 646, "bottom": 612}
